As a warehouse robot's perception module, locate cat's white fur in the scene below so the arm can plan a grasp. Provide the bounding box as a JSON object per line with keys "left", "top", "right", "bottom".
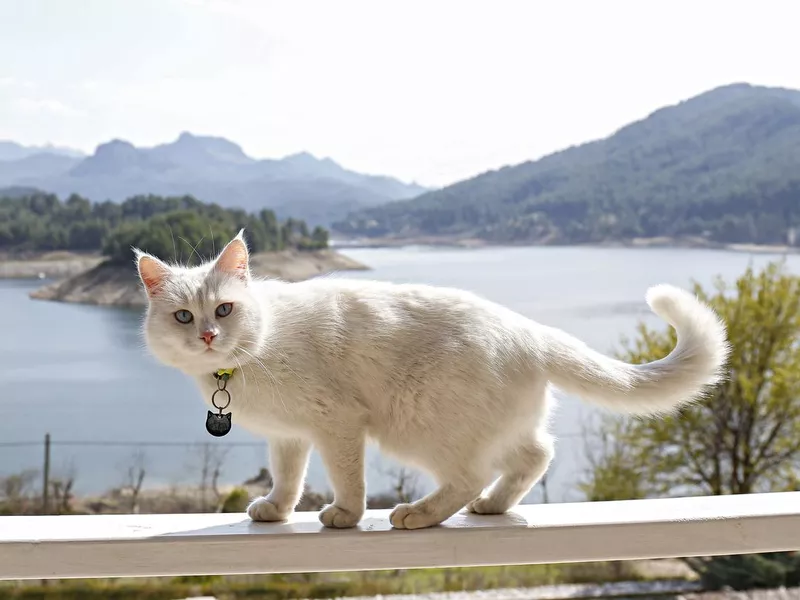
{"left": 136, "top": 231, "right": 730, "bottom": 529}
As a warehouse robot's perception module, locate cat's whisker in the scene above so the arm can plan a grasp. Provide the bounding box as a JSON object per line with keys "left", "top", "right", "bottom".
{"left": 236, "top": 345, "right": 287, "bottom": 413}
{"left": 169, "top": 226, "right": 178, "bottom": 264}
{"left": 276, "top": 350, "right": 309, "bottom": 384}
{"left": 238, "top": 355, "right": 266, "bottom": 409}
{"left": 231, "top": 352, "right": 248, "bottom": 394}
{"left": 178, "top": 235, "right": 205, "bottom": 265}
{"left": 232, "top": 347, "right": 267, "bottom": 401}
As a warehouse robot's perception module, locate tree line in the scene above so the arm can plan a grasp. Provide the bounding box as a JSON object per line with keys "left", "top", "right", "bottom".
{"left": 336, "top": 178, "right": 800, "bottom": 246}
{"left": 0, "top": 192, "right": 330, "bottom": 263}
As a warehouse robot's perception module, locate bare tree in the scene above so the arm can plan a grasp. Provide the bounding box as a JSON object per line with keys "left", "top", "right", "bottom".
{"left": 0, "top": 470, "right": 39, "bottom": 515}
{"left": 49, "top": 463, "right": 77, "bottom": 515}
{"left": 369, "top": 459, "right": 422, "bottom": 507}
{"left": 388, "top": 466, "right": 421, "bottom": 504}
{"left": 540, "top": 471, "right": 550, "bottom": 504}
{"left": 194, "top": 443, "right": 229, "bottom": 511}
{"left": 122, "top": 450, "right": 147, "bottom": 513}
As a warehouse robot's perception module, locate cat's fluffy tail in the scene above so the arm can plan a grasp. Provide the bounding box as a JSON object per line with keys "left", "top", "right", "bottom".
{"left": 540, "top": 284, "right": 730, "bottom": 415}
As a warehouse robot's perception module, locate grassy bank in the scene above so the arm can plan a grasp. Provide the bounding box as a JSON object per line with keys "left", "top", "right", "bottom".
{"left": 0, "top": 561, "right": 677, "bottom": 600}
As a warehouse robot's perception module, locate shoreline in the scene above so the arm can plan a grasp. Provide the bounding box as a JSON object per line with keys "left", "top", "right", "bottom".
{"left": 4, "top": 238, "right": 794, "bottom": 286}
{"left": 332, "top": 236, "right": 800, "bottom": 255}
{"left": 5, "top": 237, "right": 795, "bottom": 283}
{"left": 0, "top": 251, "right": 104, "bottom": 279}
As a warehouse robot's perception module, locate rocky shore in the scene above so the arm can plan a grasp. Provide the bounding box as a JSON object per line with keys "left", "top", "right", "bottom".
{"left": 27, "top": 249, "right": 368, "bottom": 306}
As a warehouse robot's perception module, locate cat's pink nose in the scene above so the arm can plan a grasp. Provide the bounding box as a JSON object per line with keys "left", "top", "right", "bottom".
{"left": 200, "top": 331, "right": 216, "bottom": 345}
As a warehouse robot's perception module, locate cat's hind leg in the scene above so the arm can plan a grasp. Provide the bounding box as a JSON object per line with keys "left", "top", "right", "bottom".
{"left": 467, "top": 430, "right": 554, "bottom": 515}
{"left": 390, "top": 466, "right": 492, "bottom": 530}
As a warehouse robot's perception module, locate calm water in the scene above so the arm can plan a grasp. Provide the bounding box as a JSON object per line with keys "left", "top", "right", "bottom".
{"left": 3, "top": 246, "right": 797, "bottom": 503}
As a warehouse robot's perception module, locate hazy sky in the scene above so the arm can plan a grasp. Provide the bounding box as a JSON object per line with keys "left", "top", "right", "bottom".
{"left": 1, "top": 0, "right": 798, "bottom": 187}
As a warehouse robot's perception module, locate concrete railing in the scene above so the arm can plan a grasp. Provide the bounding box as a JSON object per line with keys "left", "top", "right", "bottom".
{"left": 1, "top": 492, "right": 799, "bottom": 580}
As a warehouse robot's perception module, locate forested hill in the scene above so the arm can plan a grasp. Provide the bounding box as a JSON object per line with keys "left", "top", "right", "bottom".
{"left": 0, "top": 192, "right": 329, "bottom": 264}
{"left": 334, "top": 83, "right": 800, "bottom": 245}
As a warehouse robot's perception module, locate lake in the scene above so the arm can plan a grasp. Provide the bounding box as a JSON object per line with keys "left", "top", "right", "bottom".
{"left": 2, "top": 245, "right": 796, "bottom": 504}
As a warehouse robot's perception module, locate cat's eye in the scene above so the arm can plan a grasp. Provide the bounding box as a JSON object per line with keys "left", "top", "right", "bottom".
{"left": 215, "top": 302, "right": 233, "bottom": 318}
{"left": 174, "top": 309, "right": 194, "bottom": 324}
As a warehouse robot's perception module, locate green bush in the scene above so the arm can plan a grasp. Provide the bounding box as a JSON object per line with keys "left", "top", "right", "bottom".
{"left": 4, "top": 583, "right": 194, "bottom": 600}
{"left": 220, "top": 487, "right": 250, "bottom": 513}
{"left": 686, "top": 552, "right": 800, "bottom": 590}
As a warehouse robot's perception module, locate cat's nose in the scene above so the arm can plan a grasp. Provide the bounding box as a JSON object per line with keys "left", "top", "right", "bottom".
{"left": 200, "top": 331, "right": 217, "bottom": 345}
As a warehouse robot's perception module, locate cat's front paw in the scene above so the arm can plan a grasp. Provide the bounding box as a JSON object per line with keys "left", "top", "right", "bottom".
{"left": 466, "top": 497, "right": 509, "bottom": 515}
{"left": 247, "top": 497, "right": 292, "bottom": 522}
{"left": 319, "top": 504, "right": 362, "bottom": 528}
{"left": 389, "top": 502, "right": 442, "bottom": 529}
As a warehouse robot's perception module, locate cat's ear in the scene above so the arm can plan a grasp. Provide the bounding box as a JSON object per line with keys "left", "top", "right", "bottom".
{"left": 214, "top": 229, "right": 250, "bottom": 281}
{"left": 135, "top": 249, "right": 171, "bottom": 297}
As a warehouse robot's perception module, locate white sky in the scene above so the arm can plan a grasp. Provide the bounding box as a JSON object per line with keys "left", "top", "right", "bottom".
{"left": 1, "top": 0, "right": 799, "bottom": 187}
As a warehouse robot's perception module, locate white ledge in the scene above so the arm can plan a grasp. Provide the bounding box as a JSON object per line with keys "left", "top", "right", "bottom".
{"left": 1, "top": 492, "right": 800, "bottom": 580}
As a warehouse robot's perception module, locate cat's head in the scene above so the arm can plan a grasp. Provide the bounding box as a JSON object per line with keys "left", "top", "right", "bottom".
{"left": 135, "top": 230, "right": 264, "bottom": 375}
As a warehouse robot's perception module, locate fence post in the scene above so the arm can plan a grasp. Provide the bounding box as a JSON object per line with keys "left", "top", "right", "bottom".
{"left": 42, "top": 433, "right": 50, "bottom": 514}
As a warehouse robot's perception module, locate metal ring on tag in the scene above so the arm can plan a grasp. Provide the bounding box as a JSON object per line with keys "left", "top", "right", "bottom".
{"left": 212, "top": 388, "right": 231, "bottom": 411}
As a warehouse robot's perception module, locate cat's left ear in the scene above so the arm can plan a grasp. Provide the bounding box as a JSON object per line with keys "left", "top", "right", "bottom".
{"left": 214, "top": 229, "right": 250, "bottom": 281}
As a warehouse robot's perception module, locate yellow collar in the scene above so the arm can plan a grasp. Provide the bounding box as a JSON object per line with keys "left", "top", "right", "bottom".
{"left": 213, "top": 368, "right": 235, "bottom": 381}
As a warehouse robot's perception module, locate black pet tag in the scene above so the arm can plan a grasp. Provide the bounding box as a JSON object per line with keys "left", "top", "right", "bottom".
{"left": 206, "top": 410, "right": 232, "bottom": 437}
{"left": 207, "top": 370, "right": 234, "bottom": 437}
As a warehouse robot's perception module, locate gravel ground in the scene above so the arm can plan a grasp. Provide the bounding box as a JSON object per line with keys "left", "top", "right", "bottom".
{"left": 306, "top": 580, "right": 701, "bottom": 600}
{"left": 179, "top": 584, "right": 800, "bottom": 600}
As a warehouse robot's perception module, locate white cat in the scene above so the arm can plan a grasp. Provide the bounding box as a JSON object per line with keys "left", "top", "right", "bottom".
{"left": 136, "top": 231, "right": 729, "bottom": 529}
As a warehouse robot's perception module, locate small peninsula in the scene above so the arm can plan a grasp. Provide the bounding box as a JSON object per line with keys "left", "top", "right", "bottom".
{"left": 28, "top": 249, "right": 367, "bottom": 307}
{"left": 2, "top": 192, "right": 367, "bottom": 306}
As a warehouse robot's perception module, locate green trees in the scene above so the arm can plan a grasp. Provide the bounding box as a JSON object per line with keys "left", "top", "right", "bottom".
{"left": 583, "top": 262, "right": 800, "bottom": 499}
{"left": 101, "top": 211, "right": 235, "bottom": 265}
{"left": 686, "top": 553, "right": 800, "bottom": 591}
{"left": 582, "top": 262, "right": 800, "bottom": 589}
{"left": 0, "top": 192, "right": 329, "bottom": 260}
{"left": 311, "top": 225, "right": 330, "bottom": 248}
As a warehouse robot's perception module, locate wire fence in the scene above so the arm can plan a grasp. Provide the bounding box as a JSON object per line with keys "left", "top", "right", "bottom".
{"left": 0, "top": 431, "right": 591, "bottom": 506}
{"left": 0, "top": 431, "right": 587, "bottom": 448}
{"left": 0, "top": 440, "right": 266, "bottom": 448}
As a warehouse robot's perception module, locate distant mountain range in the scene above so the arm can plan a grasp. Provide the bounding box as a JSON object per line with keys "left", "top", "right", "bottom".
{"left": 334, "top": 83, "right": 800, "bottom": 247}
{"left": 0, "top": 141, "right": 85, "bottom": 161}
{"left": 0, "top": 133, "right": 427, "bottom": 225}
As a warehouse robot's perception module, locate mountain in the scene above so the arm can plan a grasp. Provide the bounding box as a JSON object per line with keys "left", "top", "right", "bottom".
{"left": 0, "top": 133, "right": 426, "bottom": 226}
{"left": 0, "top": 153, "right": 82, "bottom": 181}
{"left": 0, "top": 141, "right": 84, "bottom": 161}
{"left": 334, "top": 83, "right": 800, "bottom": 246}
{"left": 0, "top": 185, "right": 44, "bottom": 199}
